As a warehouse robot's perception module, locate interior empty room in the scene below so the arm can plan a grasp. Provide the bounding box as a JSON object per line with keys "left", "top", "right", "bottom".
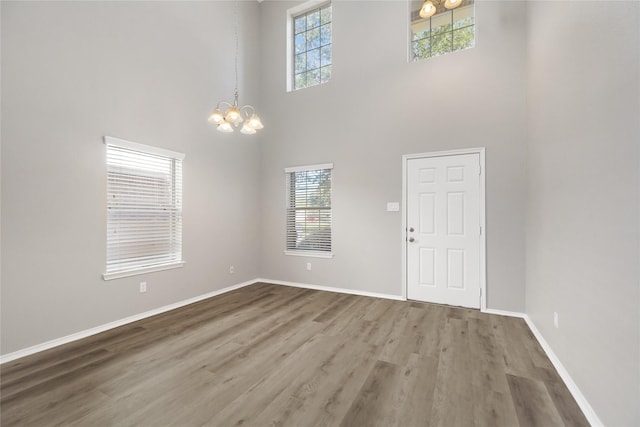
{"left": 1, "top": 1, "right": 638, "bottom": 426}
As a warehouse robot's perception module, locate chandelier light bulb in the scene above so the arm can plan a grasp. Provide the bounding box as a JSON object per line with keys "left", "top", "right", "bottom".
{"left": 217, "top": 121, "right": 234, "bottom": 133}
{"left": 444, "top": 0, "right": 462, "bottom": 9}
{"left": 419, "top": 0, "right": 436, "bottom": 18}
{"left": 248, "top": 114, "right": 264, "bottom": 130}
{"left": 241, "top": 123, "right": 257, "bottom": 134}
{"left": 208, "top": 108, "right": 224, "bottom": 124}
{"left": 225, "top": 106, "right": 243, "bottom": 126}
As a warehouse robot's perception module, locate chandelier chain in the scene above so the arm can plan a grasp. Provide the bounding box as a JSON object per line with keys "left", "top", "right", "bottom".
{"left": 234, "top": 0, "right": 239, "bottom": 104}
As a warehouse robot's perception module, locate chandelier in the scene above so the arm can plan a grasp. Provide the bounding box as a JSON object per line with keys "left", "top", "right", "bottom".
{"left": 419, "top": 0, "right": 463, "bottom": 18}
{"left": 208, "top": 90, "right": 263, "bottom": 134}
{"left": 208, "top": 3, "right": 263, "bottom": 135}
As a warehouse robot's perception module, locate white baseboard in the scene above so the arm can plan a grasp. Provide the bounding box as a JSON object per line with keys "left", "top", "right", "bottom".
{"left": 257, "top": 278, "right": 406, "bottom": 301}
{"left": 482, "top": 308, "right": 527, "bottom": 318}
{"left": 522, "top": 315, "right": 603, "bottom": 427}
{"left": 0, "top": 279, "right": 259, "bottom": 364}
{"left": 480, "top": 308, "right": 602, "bottom": 426}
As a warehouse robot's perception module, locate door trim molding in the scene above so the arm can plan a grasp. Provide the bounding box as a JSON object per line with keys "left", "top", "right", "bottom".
{"left": 401, "top": 147, "right": 486, "bottom": 310}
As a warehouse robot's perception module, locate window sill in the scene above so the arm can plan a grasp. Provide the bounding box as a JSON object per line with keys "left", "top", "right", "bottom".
{"left": 284, "top": 250, "right": 334, "bottom": 259}
{"left": 103, "top": 261, "right": 185, "bottom": 281}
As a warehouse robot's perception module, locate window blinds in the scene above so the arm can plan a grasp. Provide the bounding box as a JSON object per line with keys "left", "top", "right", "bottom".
{"left": 104, "top": 137, "right": 184, "bottom": 279}
{"left": 285, "top": 163, "right": 333, "bottom": 254}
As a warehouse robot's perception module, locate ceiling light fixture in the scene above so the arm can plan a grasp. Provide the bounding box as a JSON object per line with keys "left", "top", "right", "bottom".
{"left": 208, "top": 2, "right": 263, "bottom": 135}
{"left": 419, "top": 0, "right": 463, "bottom": 18}
{"left": 444, "top": 0, "right": 463, "bottom": 9}
{"left": 419, "top": 0, "right": 437, "bottom": 18}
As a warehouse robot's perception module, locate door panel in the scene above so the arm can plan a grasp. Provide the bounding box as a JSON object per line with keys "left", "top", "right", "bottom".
{"left": 407, "top": 153, "right": 481, "bottom": 308}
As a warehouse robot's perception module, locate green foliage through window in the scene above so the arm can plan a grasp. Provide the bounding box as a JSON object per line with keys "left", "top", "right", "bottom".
{"left": 293, "top": 3, "right": 332, "bottom": 90}
{"left": 411, "top": 0, "right": 475, "bottom": 61}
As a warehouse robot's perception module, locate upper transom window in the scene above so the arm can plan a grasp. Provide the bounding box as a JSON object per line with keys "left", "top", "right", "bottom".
{"left": 410, "top": 0, "right": 475, "bottom": 61}
{"left": 289, "top": 2, "right": 332, "bottom": 91}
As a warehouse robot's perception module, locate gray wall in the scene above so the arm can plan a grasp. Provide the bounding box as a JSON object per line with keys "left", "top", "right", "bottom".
{"left": 525, "top": 2, "right": 640, "bottom": 426}
{"left": 258, "top": 0, "right": 528, "bottom": 311}
{"left": 1, "top": 1, "right": 262, "bottom": 354}
{"left": 4, "top": 2, "right": 639, "bottom": 424}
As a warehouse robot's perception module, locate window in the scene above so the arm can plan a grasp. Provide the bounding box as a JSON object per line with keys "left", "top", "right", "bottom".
{"left": 285, "top": 163, "right": 333, "bottom": 257}
{"left": 289, "top": 2, "right": 332, "bottom": 91}
{"left": 103, "top": 136, "right": 185, "bottom": 280}
{"left": 410, "top": 0, "right": 475, "bottom": 61}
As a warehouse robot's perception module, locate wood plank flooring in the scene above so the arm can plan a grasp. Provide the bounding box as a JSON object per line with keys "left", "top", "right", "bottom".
{"left": 0, "top": 283, "right": 590, "bottom": 426}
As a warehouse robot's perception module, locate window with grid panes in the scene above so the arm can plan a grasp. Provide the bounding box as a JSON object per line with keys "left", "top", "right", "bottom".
{"left": 410, "top": 0, "right": 475, "bottom": 61}
{"left": 292, "top": 3, "right": 332, "bottom": 90}
{"left": 285, "top": 164, "right": 333, "bottom": 256}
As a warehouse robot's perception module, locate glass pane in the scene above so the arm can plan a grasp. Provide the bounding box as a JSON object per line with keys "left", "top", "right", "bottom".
{"left": 431, "top": 33, "right": 452, "bottom": 56}
{"left": 294, "top": 16, "right": 306, "bottom": 34}
{"left": 295, "top": 33, "right": 306, "bottom": 54}
{"left": 320, "top": 24, "right": 331, "bottom": 46}
{"left": 307, "top": 10, "right": 320, "bottom": 29}
{"left": 431, "top": 12, "right": 452, "bottom": 35}
{"left": 307, "top": 69, "right": 320, "bottom": 87}
{"left": 295, "top": 73, "right": 307, "bottom": 90}
{"left": 321, "top": 5, "right": 331, "bottom": 24}
{"left": 453, "top": 26, "right": 475, "bottom": 51}
{"left": 307, "top": 27, "right": 320, "bottom": 50}
{"left": 295, "top": 53, "right": 307, "bottom": 74}
{"left": 412, "top": 28, "right": 430, "bottom": 42}
{"left": 412, "top": 38, "right": 431, "bottom": 60}
{"left": 320, "top": 65, "right": 331, "bottom": 83}
{"left": 307, "top": 48, "right": 320, "bottom": 70}
{"left": 411, "top": 17, "right": 430, "bottom": 41}
{"left": 321, "top": 45, "right": 332, "bottom": 66}
{"left": 453, "top": 4, "right": 474, "bottom": 29}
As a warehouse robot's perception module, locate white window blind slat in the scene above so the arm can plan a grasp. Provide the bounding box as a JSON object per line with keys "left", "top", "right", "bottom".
{"left": 285, "top": 165, "right": 332, "bottom": 253}
{"left": 105, "top": 138, "right": 184, "bottom": 279}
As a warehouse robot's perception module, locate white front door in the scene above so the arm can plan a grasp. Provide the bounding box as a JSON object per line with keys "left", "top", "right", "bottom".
{"left": 406, "top": 153, "right": 482, "bottom": 308}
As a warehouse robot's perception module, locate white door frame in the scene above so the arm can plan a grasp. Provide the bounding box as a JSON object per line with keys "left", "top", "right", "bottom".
{"left": 401, "top": 147, "right": 487, "bottom": 311}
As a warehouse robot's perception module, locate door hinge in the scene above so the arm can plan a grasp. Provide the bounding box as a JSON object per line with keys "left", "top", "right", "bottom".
{"left": 479, "top": 226, "right": 482, "bottom": 235}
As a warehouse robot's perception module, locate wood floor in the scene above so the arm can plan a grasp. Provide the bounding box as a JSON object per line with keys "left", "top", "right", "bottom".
{"left": 1, "top": 283, "right": 589, "bottom": 427}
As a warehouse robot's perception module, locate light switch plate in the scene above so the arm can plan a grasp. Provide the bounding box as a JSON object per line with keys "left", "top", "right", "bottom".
{"left": 387, "top": 202, "right": 400, "bottom": 212}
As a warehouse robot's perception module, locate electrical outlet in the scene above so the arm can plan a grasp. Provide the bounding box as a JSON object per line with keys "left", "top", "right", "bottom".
{"left": 140, "top": 282, "right": 147, "bottom": 293}
{"left": 553, "top": 312, "right": 559, "bottom": 329}
{"left": 229, "top": 265, "right": 235, "bottom": 274}
{"left": 306, "top": 262, "right": 312, "bottom": 271}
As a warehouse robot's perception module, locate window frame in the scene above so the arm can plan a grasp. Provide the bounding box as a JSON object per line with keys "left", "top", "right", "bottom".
{"left": 409, "top": 0, "right": 475, "bottom": 62}
{"left": 286, "top": 0, "right": 332, "bottom": 92}
{"left": 284, "top": 163, "right": 334, "bottom": 258}
{"left": 103, "top": 136, "right": 185, "bottom": 280}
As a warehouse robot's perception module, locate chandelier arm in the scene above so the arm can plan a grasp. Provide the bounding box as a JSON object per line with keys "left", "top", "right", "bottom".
{"left": 239, "top": 105, "right": 256, "bottom": 118}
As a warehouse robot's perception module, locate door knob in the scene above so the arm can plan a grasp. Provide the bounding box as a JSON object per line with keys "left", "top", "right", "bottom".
{"left": 409, "top": 227, "right": 414, "bottom": 232}
{"left": 409, "top": 237, "right": 415, "bottom": 242}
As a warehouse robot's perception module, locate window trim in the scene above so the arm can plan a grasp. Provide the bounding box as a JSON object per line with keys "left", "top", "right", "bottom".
{"left": 102, "top": 136, "right": 185, "bottom": 281}
{"left": 284, "top": 162, "right": 334, "bottom": 258}
{"left": 286, "top": 0, "right": 332, "bottom": 92}
{"left": 103, "top": 261, "right": 185, "bottom": 281}
{"left": 104, "top": 136, "right": 185, "bottom": 161}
